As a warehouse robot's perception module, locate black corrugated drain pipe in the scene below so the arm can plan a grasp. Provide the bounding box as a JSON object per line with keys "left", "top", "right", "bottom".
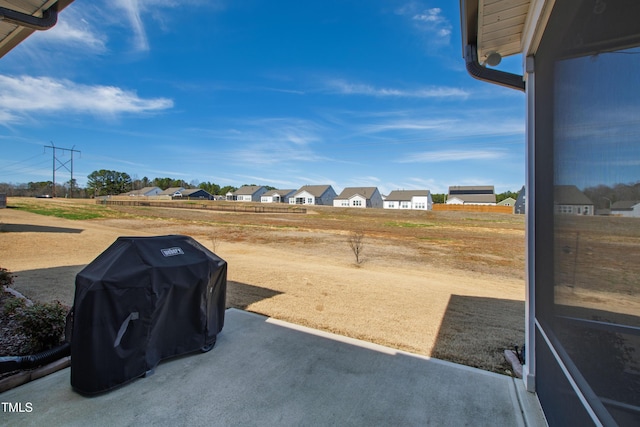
{"left": 0, "top": 342, "right": 70, "bottom": 374}
{"left": 464, "top": 44, "right": 525, "bottom": 92}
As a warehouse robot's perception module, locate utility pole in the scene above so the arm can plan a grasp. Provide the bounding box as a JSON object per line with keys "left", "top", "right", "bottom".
{"left": 45, "top": 143, "right": 81, "bottom": 198}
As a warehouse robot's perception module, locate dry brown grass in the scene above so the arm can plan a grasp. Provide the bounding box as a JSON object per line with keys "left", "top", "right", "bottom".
{"left": 1, "top": 197, "right": 526, "bottom": 374}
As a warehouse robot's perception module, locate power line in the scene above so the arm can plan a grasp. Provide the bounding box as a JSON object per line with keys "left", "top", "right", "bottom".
{"left": 0, "top": 157, "right": 51, "bottom": 178}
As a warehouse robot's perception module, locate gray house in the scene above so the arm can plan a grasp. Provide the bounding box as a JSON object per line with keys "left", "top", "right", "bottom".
{"left": 554, "top": 185, "right": 594, "bottom": 215}
{"left": 234, "top": 186, "right": 268, "bottom": 202}
{"left": 125, "top": 186, "right": 162, "bottom": 197}
{"left": 514, "top": 186, "right": 525, "bottom": 215}
{"left": 289, "top": 185, "right": 336, "bottom": 206}
{"left": 333, "top": 187, "right": 383, "bottom": 208}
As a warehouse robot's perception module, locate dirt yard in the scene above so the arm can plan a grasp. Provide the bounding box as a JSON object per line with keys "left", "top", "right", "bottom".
{"left": 0, "top": 198, "right": 526, "bottom": 374}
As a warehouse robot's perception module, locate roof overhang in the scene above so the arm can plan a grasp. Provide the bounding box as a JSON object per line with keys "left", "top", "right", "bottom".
{"left": 460, "top": 0, "right": 554, "bottom": 91}
{"left": 461, "top": 0, "right": 533, "bottom": 65}
{"left": 0, "top": 0, "right": 74, "bottom": 59}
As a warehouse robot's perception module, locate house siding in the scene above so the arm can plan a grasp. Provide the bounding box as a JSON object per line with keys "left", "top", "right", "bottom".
{"left": 333, "top": 187, "right": 383, "bottom": 208}
{"left": 235, "top": 186, "right": 268, "bottom": 202}
{"left": 290, "top": 186, "right": 336, "bottom": 205}
{"left": 383, "top": 191, "right": 432, "bottom": 210}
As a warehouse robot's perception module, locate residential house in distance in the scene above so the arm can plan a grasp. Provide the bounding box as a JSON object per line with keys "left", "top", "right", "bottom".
{"left": 261, "top": 189, "right": 296, "bottom": 203}
{"left": 497, "top": 197, "right": 516, "bottom": 207}
{"left": 333, "top": 187, "right": 383, "bottom": 208}
{"left": 554, "top": 185, "right": 594, "bottom": 215}
{"left": 158, "top": 187, "right": 186, "bottom": 198}
{"left": 383, "top": 190, "right": 433, "bottom": 210}
{"left": 514, "top": 186, "right": 525, "bottom": 215}
{"left": 234, "top": 185, "right": 268, "bottom": 202}
{"left": 289, "top": 185, "right": 336, "bottom": 205}
{"left": 446, "top": 186, "right": 496, "bottom": 205}
{"left": 125, "top": 186, "right": 162, "bottom": 197}
{"left": 610, "top": 200, "right": 640, "bottom": 217}
{"left": 179, "top": 188, "right": 213, "bottom": 200}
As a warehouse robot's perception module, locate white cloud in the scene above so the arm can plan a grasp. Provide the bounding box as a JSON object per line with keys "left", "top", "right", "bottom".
{"left": 42, "top": 9, "right": 107, "bottom": 52}
{"left": 209, "top": 117, "right": 332, "bottom": 166}
{"left": 397, "top": 149, "right": 507, "bottom": 163}
{"left": 234, "top": 174, "right": 298, "bottom": 187}
{"left": 0, "top": 75, "right": 173, "bottom": 123}
{"left": 326, "top": 79, "right": 468, "bottom": 99}
{"left": 412, "top": 8, "right": 443, "bottom": 23}
{"left": 396, "top": 3, "right": 452, "bottom": 46}
{"left": 115, "top": 0, "right": 149, "bottom": 51}
{"left": 113, "top": 0, "right": 224, "bottom": 52}
{"left": 360, "top": 118, "right": 455, "bottom": 133}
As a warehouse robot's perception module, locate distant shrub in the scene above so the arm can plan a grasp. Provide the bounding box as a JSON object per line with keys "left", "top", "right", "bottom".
{"left": 0, "top": 267, "right": 15, "bottom": 287}
{"left": 18, "top": 301, "right": 68, "bottom": 353}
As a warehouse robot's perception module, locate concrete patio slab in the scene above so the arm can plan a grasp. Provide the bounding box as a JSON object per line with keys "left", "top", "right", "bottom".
{"left": 1, "top": 309, "right": 546, "bottom": 426}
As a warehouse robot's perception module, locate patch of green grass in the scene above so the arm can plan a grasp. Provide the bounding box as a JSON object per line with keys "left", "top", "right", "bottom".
{"left": 12, "top": 203, "right": 109, "bottom": 220}
{"left": 384, "top": 221, "right": 435, "bottom": 228}
{"left": 14, "top": 206, "right": 103, "bottom": 220}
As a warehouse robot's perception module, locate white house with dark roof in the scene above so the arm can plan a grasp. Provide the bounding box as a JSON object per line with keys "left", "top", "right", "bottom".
{"left": 610, "top": 200, "right": 640, "bottom": 217}
{"left": 333, "top": 187, "right": 383, "bottom": 208}
{"left": 124, "top": 186, "right": 162, "bottom": 197}
{"left": 554, "top": 185, "right": 594, "bottom": 215}
{"left": 383, "top": 190, "right": 433, "bottom": 210}
{"left": 261, "top": 189, "right": 296, "bottom": 204}
{"left": 446, "top": 186, "right": 496, "bottom": 205}
{"left": 234, "top": 185, "right": 268, "bottom": 202}
{"left": 158, "top": 187, "right": 186, "bottom": 197}
{"left": 289, "top": 185, "right": 336, "bottom": 205}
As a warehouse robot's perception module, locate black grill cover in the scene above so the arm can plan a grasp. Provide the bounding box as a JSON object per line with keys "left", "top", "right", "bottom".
{"left": 70, "top": 235, "right": 226, "bottom": 395}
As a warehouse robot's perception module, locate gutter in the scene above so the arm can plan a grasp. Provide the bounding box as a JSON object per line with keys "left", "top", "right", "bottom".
{"left": 0, "top": 3, "right": 58, "bottom": 31}
{"left": 464, "top": 44, "right": 525, "bottom": 92}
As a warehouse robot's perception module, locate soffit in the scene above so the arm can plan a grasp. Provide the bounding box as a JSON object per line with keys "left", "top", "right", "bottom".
{"left": 476, "top": 0, "right": 531, "bottom": 63}
{"left": 0, "top": 0, "right": 74, "bottom": 59}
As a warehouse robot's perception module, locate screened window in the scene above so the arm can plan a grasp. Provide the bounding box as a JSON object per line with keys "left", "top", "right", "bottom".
{"left": 535, "top": 1, "right": 640, "bottom": 425}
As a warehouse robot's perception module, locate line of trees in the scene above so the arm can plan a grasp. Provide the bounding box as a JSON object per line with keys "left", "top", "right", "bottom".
{"left": 0, "top": 180, "right": 89, "bottom": 198}
{"left": 85, "top": 170, "right": 243, "bottom": 197}
{"left": 584, "top": 182, "right": 640, "bottom": 209}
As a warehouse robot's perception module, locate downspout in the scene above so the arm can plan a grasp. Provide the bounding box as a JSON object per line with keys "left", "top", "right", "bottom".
{"left": 0, "top": 3, "right": 58, "bottom": 31}
{"left": 464, "top": 44, "right": 525, "bottom": 92}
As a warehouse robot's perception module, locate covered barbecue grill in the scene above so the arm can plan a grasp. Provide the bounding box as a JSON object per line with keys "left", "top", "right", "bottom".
{"left": 70, "top": 235, "right": 227, "bottom": 395}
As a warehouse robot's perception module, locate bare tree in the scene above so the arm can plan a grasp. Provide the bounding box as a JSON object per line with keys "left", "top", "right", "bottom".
{"left": 347, "top": 229, "right": 365, "bottom": 265}
{"left": 210, "top": 234, "right": 220, "bottom": 253}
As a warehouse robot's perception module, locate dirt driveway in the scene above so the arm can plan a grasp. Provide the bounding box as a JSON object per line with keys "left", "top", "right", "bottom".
{"left": 0, "top": 204, "right": 525, "bottom": 373}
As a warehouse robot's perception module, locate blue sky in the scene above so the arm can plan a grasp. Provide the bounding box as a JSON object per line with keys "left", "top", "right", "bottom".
{"left": 0, "top": 0, "right": 526, "bottom": 195}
